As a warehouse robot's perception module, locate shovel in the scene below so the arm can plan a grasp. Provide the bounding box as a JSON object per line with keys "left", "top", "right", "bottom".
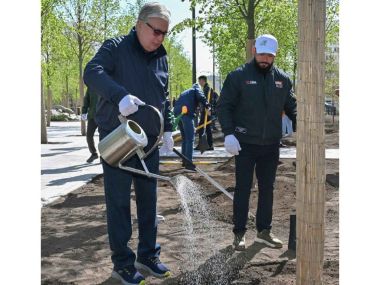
{"left": 172, "top": 148, "right": 233, "bottom": 200}
{"left": 198, "top": 89, "right": 212, "bottom": 153}
{"left": 173, "top": 117, "right": 216, "bottom": 143}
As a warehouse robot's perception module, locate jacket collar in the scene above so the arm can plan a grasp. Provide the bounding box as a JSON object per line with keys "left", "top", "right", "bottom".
{"left": 129, "top": 27, "right": 167, "bottom": 59}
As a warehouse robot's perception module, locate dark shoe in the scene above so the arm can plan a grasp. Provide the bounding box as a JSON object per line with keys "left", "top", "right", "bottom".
{"left": 207, "top": 146, "right": 214, "bottom": 151}
{"left": 111, "top": 266, "right": 145, "bottom": 285}
{"left": 135, "top": 257, "right": 171, "bottom": 278}
{"left": 256, "top": 229, "right": 283, "bottom": 248}
{"left": 233, "top": 232, "right": 246, "bottom": 251}
{"left": 184, "top": 164, "right": 196, "bottom": 172}
{"left": 183, "top": 162, "right": 195, "bottom": 172}
{"left": 194, "top": 145, "right": 200, "bottom": 151}
{"left": 86, "top": 153, "right": 99, "bottom": 163}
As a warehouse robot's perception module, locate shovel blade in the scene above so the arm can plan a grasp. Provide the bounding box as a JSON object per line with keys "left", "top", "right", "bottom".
{"left": 199, "top": 134, "right": 209, "bottom": 154}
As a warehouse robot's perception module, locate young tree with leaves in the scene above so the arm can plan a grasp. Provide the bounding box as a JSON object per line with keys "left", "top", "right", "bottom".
{"left": 59, "top": 0, "right": 103, "bottom": 135}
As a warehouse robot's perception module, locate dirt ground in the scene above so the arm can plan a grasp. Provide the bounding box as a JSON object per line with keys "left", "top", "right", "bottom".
{"left": 41, "top": 115, "right": 339, "bottom": 285}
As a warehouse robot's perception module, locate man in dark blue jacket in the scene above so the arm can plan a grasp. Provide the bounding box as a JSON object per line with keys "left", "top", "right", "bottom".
{"left": 83, "top": 3, "right": 173, "bottom": 285}
{"left": 174, "top": 84, "right": 209, "bottom": 170}
{"left": 217, "top": 34, "right": 297, "bottom": 251}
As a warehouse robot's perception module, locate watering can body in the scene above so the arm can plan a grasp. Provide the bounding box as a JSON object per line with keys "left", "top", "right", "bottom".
{"left": 98, "top": 119, "right": 148, "bottom": 167}
{"left": 98, "top": 104, "right": 171, "bottom": 182}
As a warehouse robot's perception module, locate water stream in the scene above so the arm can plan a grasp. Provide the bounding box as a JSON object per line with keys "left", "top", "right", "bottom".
{"left": 171, "top": 175, "right": 228, "bottom": 284}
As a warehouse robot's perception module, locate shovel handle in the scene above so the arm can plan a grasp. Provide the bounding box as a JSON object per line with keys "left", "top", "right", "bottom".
{"left": 172, "top": 148, "right": 234, "bottom": 201}
{"left": 172, "top": 148, "right": 196, "bottom": 168}
{"left": 202, "top": 89, "right": 212, "bottom": 134}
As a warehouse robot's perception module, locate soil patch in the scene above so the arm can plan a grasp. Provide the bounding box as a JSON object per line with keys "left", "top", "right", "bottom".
{"left": 41, "top": 116, "right": 339, "bottom": 284}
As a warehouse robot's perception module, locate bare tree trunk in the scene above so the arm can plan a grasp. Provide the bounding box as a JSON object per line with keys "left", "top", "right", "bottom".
{"left": 65, "top": 74, "right": 70, "bottom": 108}
{"left": 60, "top": 91, "right": 65, "bottom": 107}
{"left": 296, "top": 0, "right": 326, "bottom": 284}
{"left": 46, "top": 87, "right": 52, "bottom": 127}
{"left": 79, "top": 52, "right": 86, "bottom": 135}
{"left": 245, "top": 39, "right": 254, "bottom": 63}
{"left": 245, "top": 0, "right": 255, "bottom": 62}
{"left": 41, "top": 76, "right": 48, "bottom": 144}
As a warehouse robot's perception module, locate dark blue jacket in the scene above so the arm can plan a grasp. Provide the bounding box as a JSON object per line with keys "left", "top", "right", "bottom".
{"left": 173, "top": 84, "right": 209, "bottom": 118}
{"left": 83, "top": 28, "right": 173, "bottom": 136}
{"left": 217, "top": 59, "right": 297, "bottom": 145}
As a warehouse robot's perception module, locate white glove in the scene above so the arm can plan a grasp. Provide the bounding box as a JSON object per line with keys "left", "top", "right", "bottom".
{"left": 224, "top": 134, "right": 241, "bottom": 155}
{"left": 161, "top": 132, "right": 174, "bottom": 154}
{"left": 119, "top": 95, "right": 145, "bottom": 116}
{"left": 81, "top": 113, "right": 87, "bottom": 121}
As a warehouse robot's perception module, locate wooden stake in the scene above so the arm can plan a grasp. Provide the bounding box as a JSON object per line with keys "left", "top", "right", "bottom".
{"left": 296, "top": 0, "right": 326, "bottom": 284}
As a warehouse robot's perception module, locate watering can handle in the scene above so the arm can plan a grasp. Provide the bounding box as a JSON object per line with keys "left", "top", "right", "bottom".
{"left": 118, "top": 104, "right": 164, "bottom": 160}
{"left": 140, "top": 104, "right": 164, "bottom": 159}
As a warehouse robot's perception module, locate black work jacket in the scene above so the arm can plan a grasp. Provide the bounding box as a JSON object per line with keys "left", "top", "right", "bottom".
{"left": 81, "top": 88, "right": 98, "bottom": 120}
{"left": 217, "top": 59, "right": 297, "bottom": 145}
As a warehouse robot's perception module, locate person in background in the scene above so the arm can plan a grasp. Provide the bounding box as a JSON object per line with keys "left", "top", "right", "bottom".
{"left": 210, "top": 89, "right": 219, "bottom": 131}
{"left": 174, "top": 83, "right": 210, "bottom": 170}
{"left": 195, "top": 75, "right": 215, "bottom": 150}
{"left": 282, "top": 111, "right": 293, "bottom": 137}
{"left": 280, "top": 111, "right": 293, "bottom": 147}
{"left": 81, "top": 87, "right": 99, "bottom": 163}
{"left": 217, "top": 34, "right": 297, "bottom": 251}
{"left": 83, "top": 3, "right": 173, "bottom": 285}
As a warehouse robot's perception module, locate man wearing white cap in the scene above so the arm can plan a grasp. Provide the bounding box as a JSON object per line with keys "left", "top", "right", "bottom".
{"left": 217, "top": 34, "right": 297, "bottom": 251}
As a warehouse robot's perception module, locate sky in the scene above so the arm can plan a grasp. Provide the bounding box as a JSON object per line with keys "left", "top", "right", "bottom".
{"left": 159, "top": 0, "right": 215, "bottom": 76}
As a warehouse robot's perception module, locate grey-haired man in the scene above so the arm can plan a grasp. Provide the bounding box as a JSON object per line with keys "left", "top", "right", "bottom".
{"left": 217, "top": 34, "right": 297, "bottom": 251}
{"left": 84, "top": 2, "right": 173, "bottom": 284}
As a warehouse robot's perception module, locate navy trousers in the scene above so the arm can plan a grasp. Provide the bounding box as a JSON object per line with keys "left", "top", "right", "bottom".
{"left": 100, "top": 130, "right": 161, "bottom": 270}
{"left": 178, "top": 115, "right": 195, "bottom": 162}
{"left": 86, "top": 118, "right": 98, "bottom": 154}
{"left": 233, "top": 143, "right": 279, "bottom": 234}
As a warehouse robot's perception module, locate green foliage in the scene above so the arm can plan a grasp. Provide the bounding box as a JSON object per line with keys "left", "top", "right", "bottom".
{"left": 41, "top": 0, "right": 192, "bottom": 108}
{"left": 324, "top": 0, "right": 339, "bottom": 98}
{"left": 176, "top": 0, "right": 338, "bottom": 86}
{"left": 165, "top": 37, "right": 193, "bottom": 99}
{"left": 41, "top": 0, "right": 339, "bottom": 108}
{"left": 92, "top": 0, "right": 121, "bottom": 41}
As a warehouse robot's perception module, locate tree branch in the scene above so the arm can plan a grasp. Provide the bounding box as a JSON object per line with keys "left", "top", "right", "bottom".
{"left": 254, "top": 0, "right": 263, "bottom": 9}
{"left": 235, "top": 0, "right": 248, "bottom": 17}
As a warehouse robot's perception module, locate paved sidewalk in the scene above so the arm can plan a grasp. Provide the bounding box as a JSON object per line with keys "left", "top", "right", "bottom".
{"left": 160, "top": 147, "right": 339, "bottom": 159}
{"left": 41, "top": 121, "right": 339, "bottom": 207}
{"left": 41, "top": 121, "right": 102, "bottom": 206}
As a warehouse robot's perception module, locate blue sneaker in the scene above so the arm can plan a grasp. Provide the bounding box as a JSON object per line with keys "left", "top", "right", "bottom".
{"left": 135, "top": 257, "right": 171, "bottom": 278}
{"left": 111, "top": 266, "right": 145, "bottom": 285}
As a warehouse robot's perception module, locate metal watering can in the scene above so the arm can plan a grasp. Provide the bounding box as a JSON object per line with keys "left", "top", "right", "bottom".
{"left": 98, "top": 104, "right": 171, "bottom": 181}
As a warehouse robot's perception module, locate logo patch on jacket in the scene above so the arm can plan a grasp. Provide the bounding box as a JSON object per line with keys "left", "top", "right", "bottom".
{"left": 245, "top": 80, "right": 257, "bottom": 85}
{"left": 275, "top": 81, "right": 283, "bottom": 88}
{"left": 235, "top": 126, "right": 247, "bottom": 134}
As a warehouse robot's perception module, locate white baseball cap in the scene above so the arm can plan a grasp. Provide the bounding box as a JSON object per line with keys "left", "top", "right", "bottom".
{"left": 255, "top": 34, "right": 278, "bottom": 56}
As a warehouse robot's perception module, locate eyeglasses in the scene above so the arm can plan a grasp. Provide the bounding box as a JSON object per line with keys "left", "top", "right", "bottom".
{"left": 145, "top": 22, "right": 168, "bottom": 37}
